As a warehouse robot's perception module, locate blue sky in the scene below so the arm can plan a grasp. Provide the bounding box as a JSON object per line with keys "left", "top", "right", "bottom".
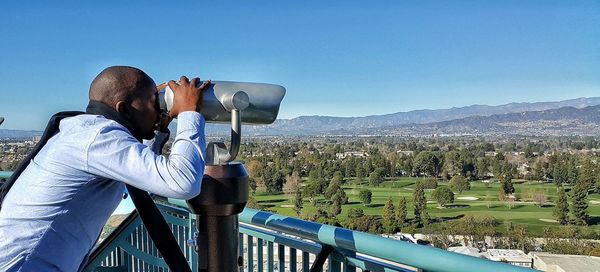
{"left": 0, "top": 1, "right": 599, "bottom": 130}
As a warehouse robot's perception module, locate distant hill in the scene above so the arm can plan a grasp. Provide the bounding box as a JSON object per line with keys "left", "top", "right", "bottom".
{"left": 0, "top": 129, "right": 42, "bottom": 139}
{"left": 207, "top": 97, "right": 600, "bottom": 136}
{"left": 3, "top": 97, "right": 600, "bottom": 138}
{"left": 334, "top": 105, "right": 600, "bottom": 136}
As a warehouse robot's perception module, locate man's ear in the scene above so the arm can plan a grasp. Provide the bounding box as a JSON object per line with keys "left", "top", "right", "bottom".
{"left": 115, "top": 101, "right": 131, "bottom": 117}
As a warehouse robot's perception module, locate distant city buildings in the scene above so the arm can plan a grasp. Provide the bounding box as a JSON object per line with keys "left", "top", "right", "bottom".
{"left": 0, "top": 137, "right": 39, "bottom": 170}
{"left": 335, "top": 151, "right": 369, "bottom": 159}
{"left": 443, "top": 246, "right": 600, "bottom": 271}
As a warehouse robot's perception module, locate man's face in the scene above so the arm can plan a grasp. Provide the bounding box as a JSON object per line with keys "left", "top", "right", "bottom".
{"left": 129, "top": 83, "right": 159, "bottom": 140}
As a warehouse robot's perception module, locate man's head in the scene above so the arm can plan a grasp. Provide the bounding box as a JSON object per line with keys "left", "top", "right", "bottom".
{"left": 89, "top": 66, "right": 158, "bottom": 140}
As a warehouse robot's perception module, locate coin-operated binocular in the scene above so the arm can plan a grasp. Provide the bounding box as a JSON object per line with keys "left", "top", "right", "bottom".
{"left": 160, "top": 81, "right": 285, "bottom": 272}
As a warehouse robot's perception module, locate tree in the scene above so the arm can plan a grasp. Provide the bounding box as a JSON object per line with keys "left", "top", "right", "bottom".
{"left": 501, "top": 177, "right": 515, "bottom": 195}
{"left": 572, "top": 183, "right": 589, "bottom": 226}
{"left": 413, "top": 182, "right": 429, "bottom": 226}
{"left": 382, "top": 198, "right": 396, "bottom": 233}
{"left": 533, "top": 190, "right": 548, "bottom": 207}
{"left": 553, "top": 186, "right": 569, "bottom": 225}
{"left": 567, "top": 156, "right": 579, "bottom": 185}
{"left": 358, "top": 189, "right": 372, "bottom": 206}
{"left": 396, "top": 197, "right": 408, "bottom": 229}
{"left": 421, "top": 178, "right": 438, "bottom": 189}
{"left": 246, "top": 195, "right": 260, "bottom": 209}
{"left": 530, "top": 158, "right": 546, "bottom": 181}
{"left": 475, "top": 157, "right": 489, "bottom": 179}
{"left": 498, "top": 189, "right": 507, "bottom": 201}
{"left": 432, "top": 186, "right": 454, "bottom": 208}
{"left": 449, "top": 175, "right": 470, "bottom": 194}
{"left": 345, "top": 208, "right": 382, "bottom": 233}
{"left": 506, "top": 223, "right": 534, "bottom": 252}
{"left": 308, "top": 169, "right": 327, "bottom": 194}
{"left": 413, "top": 151, "right": 441, "bottom": 177}
{"left": 596, "top": 170, "right": 600, "bottom": 193}
{"left": 368, "top": 167, "right": 385, "bottom": 186}
{"left": 263, "top": 167, "right": 284, "bottom": 194}
{"left": 578, "top": 157, "right": 596, "bottom": 191}
{"left": 293, "top": 190, "right": 304, "bottom": 216}
{"left": 246, "top": 159, "right": 263, "bottom": 178}
{"left": 457, "top": 215, "right": 498, "bottom": 250}
{"left": 355, "top": 162, "right": 366, "bottom": 179}
{"left": 324, "top": 174, "right": 343, "bottom": 200}
{"left": 442, "top": 151, "right": 462, "bottom": 178}
{"left": 332, "top": 187, "right": 348, "bottom": 205}
{"left": 303, "top": 180, "right": 320, "bottom": 205}
{"left": 331, "top": 198, "right": 342, "bottom": 216}
{"left": 283, "top": 171, "right": 301, "bottom": 196}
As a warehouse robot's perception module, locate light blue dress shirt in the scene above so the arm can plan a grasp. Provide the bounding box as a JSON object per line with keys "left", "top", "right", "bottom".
{"left": 0, "top": 111, "right": 206, "bottom": 272}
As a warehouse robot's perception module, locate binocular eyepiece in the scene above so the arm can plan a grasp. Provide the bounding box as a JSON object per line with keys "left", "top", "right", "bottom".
{"left": 158, "top": 81, "right": 286, "bottom": 125}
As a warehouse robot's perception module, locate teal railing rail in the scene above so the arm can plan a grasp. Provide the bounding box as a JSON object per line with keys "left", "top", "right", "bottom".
{"left": 0, "top": 171, "right": 12, "bottom": 179}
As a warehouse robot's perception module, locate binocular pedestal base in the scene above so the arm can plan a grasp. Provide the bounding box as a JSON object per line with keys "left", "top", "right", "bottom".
{"left": 187, "top": 163, "right": 249, "bottom": 272}
{"left": 197, "top": 215, "right": 240, "bottom": 272}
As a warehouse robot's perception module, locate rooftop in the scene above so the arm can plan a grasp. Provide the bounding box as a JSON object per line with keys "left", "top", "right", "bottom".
{"left": 531, "top": 252, "right": 600, "bottom": 272}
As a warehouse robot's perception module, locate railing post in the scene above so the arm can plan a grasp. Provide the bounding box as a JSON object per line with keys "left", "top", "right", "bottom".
{"left": 186, "top": 163, "right": 249, "bottom": 272}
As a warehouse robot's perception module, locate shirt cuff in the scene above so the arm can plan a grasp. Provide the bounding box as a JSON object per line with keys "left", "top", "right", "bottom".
{"left": 176, "top": 111, "right": 205, "bottom": 135}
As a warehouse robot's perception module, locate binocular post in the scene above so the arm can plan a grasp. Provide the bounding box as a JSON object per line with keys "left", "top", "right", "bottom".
{"left": 187, "top": 101, "right": 249, "bottom": 272}
{"left": 186, "top": 163, "right": 248, "bottom": 272}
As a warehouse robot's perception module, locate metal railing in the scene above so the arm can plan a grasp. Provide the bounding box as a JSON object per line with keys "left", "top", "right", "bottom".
{"left": 236, "top": 208, "right": 535, "bottom": 272}
{"left": 84, "top": 199, "right": 535, "bottom": 272}
{"left": 84, "top": 202, "right": 197, "bottom": 272}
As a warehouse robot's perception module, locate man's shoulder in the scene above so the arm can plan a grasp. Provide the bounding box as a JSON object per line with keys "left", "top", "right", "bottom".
{"left": 61, "top": 114, "right": 129, "bottom": 133}
{"left": 57, "top": 114, "right": 135, "bottom": 143}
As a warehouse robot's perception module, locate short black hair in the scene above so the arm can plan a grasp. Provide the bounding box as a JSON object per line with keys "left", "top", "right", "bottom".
{"left": 89, "top": 66, "right": 155, "bottom": 107}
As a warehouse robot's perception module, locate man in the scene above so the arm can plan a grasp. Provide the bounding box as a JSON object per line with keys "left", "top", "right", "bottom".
{"left": 0, "top": 66, "right": 209, "bottom": 271}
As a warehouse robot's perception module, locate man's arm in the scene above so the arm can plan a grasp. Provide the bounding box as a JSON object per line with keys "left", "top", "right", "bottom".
{"left": 86, "top": 111, "right": 206, "bottom": 199}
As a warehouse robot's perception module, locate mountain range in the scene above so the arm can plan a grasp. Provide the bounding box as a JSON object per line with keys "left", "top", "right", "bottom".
{"left": 2, "top": 97, "right": 600, "bottom": 138}
{"left": 208, "top": 97, "right": 600, "bottom": 136}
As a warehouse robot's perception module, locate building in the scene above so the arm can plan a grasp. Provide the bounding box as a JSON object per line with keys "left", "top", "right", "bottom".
{"left": 485, "top": 249, "right": 532, "bottom": 268}
{"left": 530, "top": 252, "right": 600, "bottom": 272}
{"left": 447, "top": 246, "right": 484, "bottom": 258}
{"left": 397, "top": 150, "right": 414, "bottom": 156}
{"left": 335, "top": 151, "right": 368, "bottom": 159}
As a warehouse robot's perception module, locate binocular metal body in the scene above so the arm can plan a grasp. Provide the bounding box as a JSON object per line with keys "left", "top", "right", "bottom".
{"left": 158, "top": 81, "right": 286, "bottom": 125}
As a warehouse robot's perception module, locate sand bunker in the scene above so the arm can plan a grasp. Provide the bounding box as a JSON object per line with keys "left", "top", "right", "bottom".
{"left": 590, "top": 200, "right": 600, "bottom": 205}
{"left": 539, "top": 219, "right": 558, "bottom": 223}
{"left": 457, "top": 197, "right": 479, "bottom": 201}
{"left": 280, "top": 204, "right": 294, "bottom": 208}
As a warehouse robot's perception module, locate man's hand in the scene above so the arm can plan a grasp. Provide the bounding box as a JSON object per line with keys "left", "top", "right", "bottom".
{"left": 167, "top": 76, "right": 211, "bottom": 118}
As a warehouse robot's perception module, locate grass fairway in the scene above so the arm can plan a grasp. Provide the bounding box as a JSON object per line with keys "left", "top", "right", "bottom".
{"left": 253, "top": 177, "right": 600, "bottom": 236}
